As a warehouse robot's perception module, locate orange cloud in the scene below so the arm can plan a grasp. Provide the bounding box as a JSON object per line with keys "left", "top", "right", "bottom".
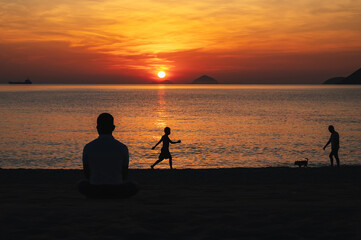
{"left": 1, "top": 0, "right": 361, "bottom": 83}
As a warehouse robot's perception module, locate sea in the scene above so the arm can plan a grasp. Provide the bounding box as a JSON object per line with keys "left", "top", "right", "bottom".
{"left": 0, "top": 84, "right": 360, "bottom": 169}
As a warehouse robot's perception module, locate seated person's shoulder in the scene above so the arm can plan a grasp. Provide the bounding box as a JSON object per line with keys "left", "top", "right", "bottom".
{"left": 83, "top": 137, "right": 128, "bottom": 153}
{"left": 84, "top": 138, "right": 99, "bottom": 149}
{"left": 113, "top": 139, "right": 128, "bottom": 150}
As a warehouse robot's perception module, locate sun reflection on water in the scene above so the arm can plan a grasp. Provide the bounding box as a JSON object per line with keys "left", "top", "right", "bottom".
{"left": 155, "top": 86, "right": 167, "bottom": 130}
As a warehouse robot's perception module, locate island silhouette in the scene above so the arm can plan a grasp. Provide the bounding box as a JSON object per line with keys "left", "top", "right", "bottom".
{"left": 324, "top": 67, "right": 361, "bottom": 84}
{"left": 191, "top": 75, "right": 218, "bottom": 84}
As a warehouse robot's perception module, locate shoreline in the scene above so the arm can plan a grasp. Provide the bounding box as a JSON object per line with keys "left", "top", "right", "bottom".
{"left": 1, "top": 166, "right": 361, "bottom": 185}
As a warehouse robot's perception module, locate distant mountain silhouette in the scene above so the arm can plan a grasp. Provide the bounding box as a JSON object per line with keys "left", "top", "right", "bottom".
{"left": 323, "top": 77, "right": 345, "bottom": 84}
{"left": 191, "top": 75, "right": 218, "bottom": 84}
{"left": 324, "top": 68, "right": 361, "bottom": 84}
{"left": 150, "top": 80, "right": 174, "bottom": 84}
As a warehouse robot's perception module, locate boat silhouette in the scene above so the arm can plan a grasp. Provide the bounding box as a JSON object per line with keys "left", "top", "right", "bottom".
{"left": 9, "top": 78, "right": 32, "bottom": 84}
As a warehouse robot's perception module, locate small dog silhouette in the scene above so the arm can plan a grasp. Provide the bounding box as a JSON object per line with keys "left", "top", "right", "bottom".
{"left": 295, "top": 158, "right": 309, "bottom": 167}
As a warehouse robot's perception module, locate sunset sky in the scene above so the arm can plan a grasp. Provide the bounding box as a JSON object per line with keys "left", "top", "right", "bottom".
{"left": 1, "top": 0, "right": 361, "bottom": 83}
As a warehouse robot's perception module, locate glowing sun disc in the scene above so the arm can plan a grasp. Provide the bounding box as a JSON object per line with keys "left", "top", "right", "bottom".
{"left": 158, "top": 71, "right": 166, "bottom": 78}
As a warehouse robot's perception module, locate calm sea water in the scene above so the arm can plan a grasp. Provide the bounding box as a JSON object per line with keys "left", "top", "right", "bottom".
{"left": 0, "top": 84, "right": 360, "bottom": 169}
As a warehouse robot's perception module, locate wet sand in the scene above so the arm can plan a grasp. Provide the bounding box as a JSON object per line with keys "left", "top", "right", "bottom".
{"left": 1, "top": 167, "right": 361, "bottom": 239}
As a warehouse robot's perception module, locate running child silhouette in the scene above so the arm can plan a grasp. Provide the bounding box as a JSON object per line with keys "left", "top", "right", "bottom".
{"left": 151, "top": 127, "right": 181, "bottom": 169}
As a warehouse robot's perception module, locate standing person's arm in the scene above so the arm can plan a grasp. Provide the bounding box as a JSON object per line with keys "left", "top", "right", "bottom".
{"left": 323, "top": 136, "right": 331, "bottom": 150}
{"left": 82, "top": 146, "right": 90, "bottom": 179}
{"left": 122, "top": 147, "right": 129, "bottom": 181}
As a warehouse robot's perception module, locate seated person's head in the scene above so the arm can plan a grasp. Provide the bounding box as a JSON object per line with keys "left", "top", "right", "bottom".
{"left": 97, "top": 113, "right": 115, "bottom": 135}
{"left": 164, "top": 127, "right": 171, "bottom": 135}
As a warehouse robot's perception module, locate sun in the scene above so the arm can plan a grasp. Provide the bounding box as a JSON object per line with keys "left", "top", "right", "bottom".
{"left": 158, "top": 71, "right": 166, "bottom": 78}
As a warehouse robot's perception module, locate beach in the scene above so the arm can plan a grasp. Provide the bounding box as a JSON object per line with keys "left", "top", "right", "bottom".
{"left": 1, "top": 167, "right": 361, "bottom": 239}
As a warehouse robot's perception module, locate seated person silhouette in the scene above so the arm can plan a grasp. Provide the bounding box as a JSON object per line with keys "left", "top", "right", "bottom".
{"left": 151, "top": 127, "right": 181, "bottom": 169}
{"left": 323, "top": 125, "right": 340, "bottom": 167}
{"left": 78, "top": 113, "right": 138, "bottom": 198}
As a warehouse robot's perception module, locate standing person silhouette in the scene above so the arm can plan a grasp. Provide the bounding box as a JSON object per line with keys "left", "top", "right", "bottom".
{"left": 323, "top": 125, "right": 340, "bottom": 167}
{"left": 151, "top": 127, "right": 181, "bottom": 169}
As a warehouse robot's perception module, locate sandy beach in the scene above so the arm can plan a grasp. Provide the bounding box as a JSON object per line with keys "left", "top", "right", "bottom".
{"left": 1, "top": 167, "right": 361, "bottom": 239}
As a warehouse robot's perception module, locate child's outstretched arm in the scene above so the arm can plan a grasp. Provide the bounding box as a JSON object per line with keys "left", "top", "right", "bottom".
{"left": 170, "top": 139, "right": 181, "bottom": 144}
{"left": 152, "top": 138, "right": 163, "bottom": 150}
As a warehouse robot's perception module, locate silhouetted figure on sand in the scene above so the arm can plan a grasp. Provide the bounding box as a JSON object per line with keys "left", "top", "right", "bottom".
{"left": 323, "top": 125, "right": 340, "bottom": 167}
{"left": 78, "top": 113, "right": 138, "bottom": 198}
{"left": 151, "top": 127, "right": 181, "bottom": 169}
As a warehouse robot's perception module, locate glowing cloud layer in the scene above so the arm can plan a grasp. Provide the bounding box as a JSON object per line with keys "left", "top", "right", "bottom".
{"left": 1, "top": 0, "right": 361, "bottom": 83}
